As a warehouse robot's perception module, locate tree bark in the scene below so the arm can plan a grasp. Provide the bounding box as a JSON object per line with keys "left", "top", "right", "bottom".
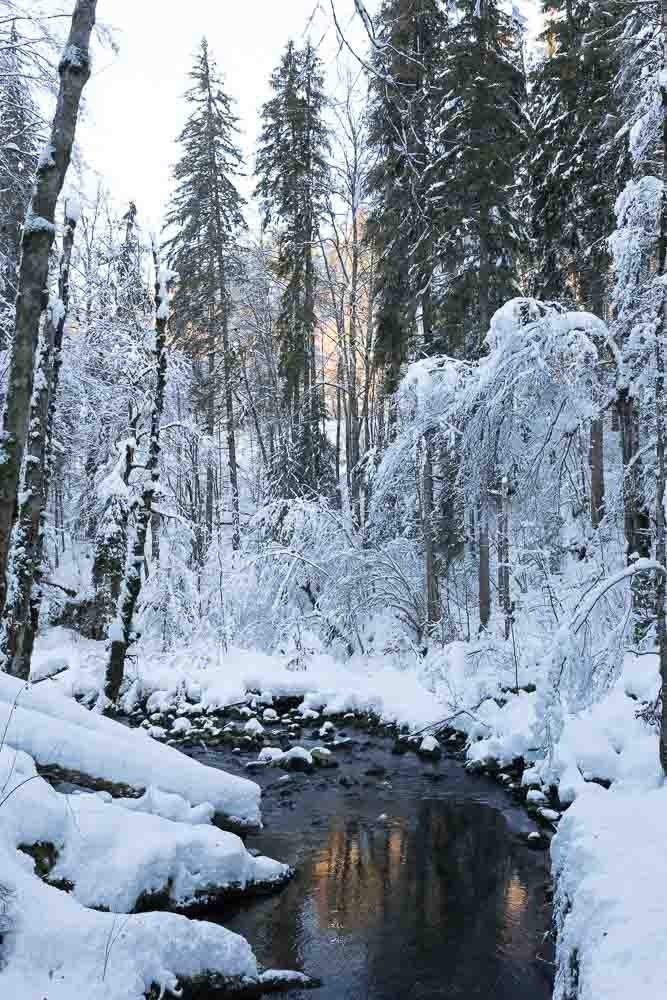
{"left": 0, "top": 0, "right": 96, "bottom": 614}
{"left": 589, "top": 418, "right": 605, "bottom": 528}
{"left": 497, "top": 476, "right": 511, "bottom": 640}
{"left": 478, "top": 200, "right": 490, "bottom": 340}
{"left": 1, "top": 204, "right": 77, "bottom": 677}
{"left": 105, "top": 250, "right": 170, "bottom": 704}
{"left": 618, "top": 390, "right": 652, "bottom": 633}
{"left": 347, "top": 209, "right": 361, "bottom": 525}
{"left": 423, "top": 431, "right": 441, "bottom": 637}
{"left": 478, "top": 509, "right": 491, "bottom": 632}
{"left": 658, "top": 10, "right": 667, "bottom": 776}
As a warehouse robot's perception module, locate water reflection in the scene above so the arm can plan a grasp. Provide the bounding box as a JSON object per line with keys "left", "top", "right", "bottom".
{"left": 225, "top": 798, "right": 552, "bottom": 1000}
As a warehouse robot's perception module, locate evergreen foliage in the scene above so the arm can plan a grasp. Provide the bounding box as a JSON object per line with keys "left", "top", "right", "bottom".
{"left": 255, "top": 40, "right": 335, "bottom": 497}
{"left": 527, "top": 0, "right": 621, "bottom": 313}
{"left": 366, "top": 0, "right": 447, "bottom": 382}
{"left": 427, "top": 0, "right": 528, "bottom": 357}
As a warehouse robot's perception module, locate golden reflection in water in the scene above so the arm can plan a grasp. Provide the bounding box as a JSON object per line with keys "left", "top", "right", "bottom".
{"left": 505, "top": 873, "right": 528, "bottom": 918}
{"left": 308, "top": 812, "right": 460, "bottom": 934}
{"left": 310, "top": 819, "right": 411, "bottom": 932}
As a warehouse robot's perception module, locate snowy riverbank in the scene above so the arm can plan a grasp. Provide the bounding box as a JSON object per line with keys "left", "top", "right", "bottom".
{"left": 0, "top": 656, "right": 319, "bottom": 998}
{"left": 8, "top": 627, "right": 666, "bottom": 999}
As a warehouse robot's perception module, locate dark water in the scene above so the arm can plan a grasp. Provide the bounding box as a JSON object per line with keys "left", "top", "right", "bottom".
{"left": 192, "top": 739, "right": 554, "bottom": 1000}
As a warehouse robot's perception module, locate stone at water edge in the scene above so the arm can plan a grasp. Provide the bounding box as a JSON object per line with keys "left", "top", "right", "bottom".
{"left": 418, "top": 735, "right": 441, "bottom": 759}
{"left": 311, "top": 746, "right": 338, "bottom": 769}
{"left": 277, "top": 747, "right": 314, "bottom": 772}
{"left": 262, "top": 708, "right": 279, "bottom": 722}
{"left": 245, "top": 760, "right": 272, "bottom": 771}
{"left": 523, "top": 830, "right": 549, "bottom": 850}
{"left": 331, "top": 737, "right": 356, "bottom": 750}
{"left": 244, "top": 718, "right": 265, "bottom": 737}
{"left": 537, "top": 807, "right": 561, "bottom": 824}
{"left": 145, "top": 726, "right": 167, "bottom": 741}
{"left": 171, "top": 717, "right": 193, "bottom": 736}
{"left": 258, "top": 747, "right": 285, "bottom": 763}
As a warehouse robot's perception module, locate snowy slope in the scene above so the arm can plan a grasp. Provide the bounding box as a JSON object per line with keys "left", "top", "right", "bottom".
{"left": 0, "top": 674, "right": 261, "bottom": 830}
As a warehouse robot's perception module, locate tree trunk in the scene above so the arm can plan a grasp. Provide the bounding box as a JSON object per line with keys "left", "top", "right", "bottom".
{"left": 151, "top": 509, "right": 161, "bottom": 565}
{"left": 478, "top": 200, "right": 490, "bottom": 340}
{"left": 658, "top": 14, "right": 667, "bottom": 776}
{"left": 1, "top": 204, "right": 77, "bottom": 677}
{"left": 205, "top": 336, "right": 215, "bottom": 548}
{"left": 423, "top": 432, "right": 440, "bottom": 638}
{"left": 105, "top": 251, "right": 170, "bottom": 704}
{"left": 478, "top": 509, "right": 491, "bottom": 632}
{"left": 618, "top": 390, "right": 652, "bottom": 634}
{"left": 497, "top": 476, "right": 511, "bottom": 640}
{"left": 656, "top": 336, "right": 667, "bottom": 775}
{"left": 0, "top": 0, "right": 96, "bottom": 614}
{"left": 589, "top": 417, "right": 605, "bottom": 528}
{"left": 348, "top": 210, "right": 361, "bottom": 525}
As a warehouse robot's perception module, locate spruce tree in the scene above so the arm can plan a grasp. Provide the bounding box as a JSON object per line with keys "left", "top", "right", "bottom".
{"left": 366, "top": 0, "right": 448, "bottom": 389}
{"left": 427, "top": 0, "right": 528, "bottom": 357}
{"left": 527, "top": 0, "right": 620, "bottom": 314}
{"left": 255, "top": 40, "right": 334, "bottom": 498}
{"left": 165, "top": 38, "right": 246, "bottom": 550}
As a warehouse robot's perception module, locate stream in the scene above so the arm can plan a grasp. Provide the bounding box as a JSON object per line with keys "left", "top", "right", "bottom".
{"left": 187, "top": 727, "right": 554, "bottom": 1000}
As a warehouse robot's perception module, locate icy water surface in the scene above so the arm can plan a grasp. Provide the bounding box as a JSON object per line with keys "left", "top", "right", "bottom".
{"left": 193, "top": 737, "right": 554, "bottom": 1000}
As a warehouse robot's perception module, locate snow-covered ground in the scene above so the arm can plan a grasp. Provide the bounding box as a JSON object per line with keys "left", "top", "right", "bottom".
{"left": 10, "top": 627, "right": 667, "bottom": 999}
{"left": 0, "top": 745, "right": 261, "bottom": 998}
{"left": 0, "top": 647, "right": 317, "bottom": 998}
{"left": 0, "top": 669, "right": 262, "bottom": 831}
{"left": 552, "top": 783, "right": 667, "bottom": 1000}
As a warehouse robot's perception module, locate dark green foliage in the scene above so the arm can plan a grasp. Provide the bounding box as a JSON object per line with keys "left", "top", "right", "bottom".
{"left": 255, "top": 40, "right": 334, "bottom": 497}
{"left": 427, "top": 0, "right": 528, "bottom": 356}
{"left": 164, "top": 37, "right": 246, "bottom": 549}
{"left": 366, "top": 0, "right": 448, "bottom": 376}
{"left": 527, "top": 0, "right": 621, "bottom": 313}
{"left": 164, "top": 37, "right": 246, "bottom": 349}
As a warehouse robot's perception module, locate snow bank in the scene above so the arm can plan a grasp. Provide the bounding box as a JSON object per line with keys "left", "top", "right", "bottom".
{"left": 53, "top": 794, "right": 289, "bottom": 912}
{"left": 37, "top": 629, "right": 445, "bottom": 734}
{"left": 552, "top": 784, "right": 667, "bottom": 1000}
{"left": 0, "top": 747, "right": 259, "bottom": 999}
{"left": 0, "top": 748, "right": 288, "bottom": 914}
{"left": 1, "top": 864, "right": 259, "bottom": 1000}
{"left": 0, "top": 745, "right": 304, "bottom": 998}
{"left": 0, "top": 675, "right": 261, "bottom": 830}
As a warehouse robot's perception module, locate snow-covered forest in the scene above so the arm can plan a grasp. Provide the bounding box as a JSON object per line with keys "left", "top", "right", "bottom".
{"left": 1, "top": 1, "right": 666, "bottom": 998}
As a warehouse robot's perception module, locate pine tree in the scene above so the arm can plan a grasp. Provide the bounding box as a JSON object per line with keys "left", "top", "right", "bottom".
{"left": 255, "top": 40, "right": 334, "bottom": 498}
{"left": 165, "top": 38, "right": 246, "bottom": 550}
{"left": 366, "top": 0, "right": 448, "bottom": 390}
{"left": 527, "top": 0, "right": 620, "bottom": 314}
{"left": 0, "top": 23, "right": 39, "bottom": 348}
{"left": 427, "top": 0, "right": 528, "bottom": 357}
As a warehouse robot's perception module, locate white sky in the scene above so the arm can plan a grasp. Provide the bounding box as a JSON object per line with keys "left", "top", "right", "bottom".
{"left": 79, "top": 0, "right": 373, "bottom": 231}
{"left": 73, "top": 0, "right": 540, "bottom": 232}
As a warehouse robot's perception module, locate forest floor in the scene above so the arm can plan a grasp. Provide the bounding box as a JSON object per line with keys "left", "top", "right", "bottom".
{"left": 0, "top": 627, "right": 664, "bottom": 998}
